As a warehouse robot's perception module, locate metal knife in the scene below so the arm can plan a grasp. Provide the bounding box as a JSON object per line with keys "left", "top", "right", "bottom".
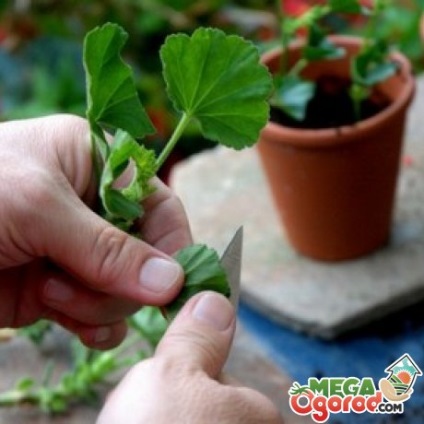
{"left": 219, "top": 227, "right": 243, "bottom": 309}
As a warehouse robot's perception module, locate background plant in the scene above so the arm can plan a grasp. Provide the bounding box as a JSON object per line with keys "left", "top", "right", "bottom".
{"left": 1, "top": 1, "right": 422, "bottom": 142}
{"left": 271, "top": 0, "right": 422, "bottom": 122}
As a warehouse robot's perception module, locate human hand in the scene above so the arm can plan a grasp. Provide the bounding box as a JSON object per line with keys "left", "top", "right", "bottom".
{"left": 97, "top": 292, "right": 283, "bottom": 424}
{"left": 0, "top": 114, "right": 192, "bottom": 349}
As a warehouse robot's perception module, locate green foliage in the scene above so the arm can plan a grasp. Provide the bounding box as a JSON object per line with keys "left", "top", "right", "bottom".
{"left": 273, "top": 0, "right": 400, "bottom": 123}
{"left": 355, "top": 1, "right": 424, "bottom": 72}
{"left": 128, "top": 306, "right": 168, "bottom": 348}
{"left": 85, "top": 22, "right": 268, "bottom": 314}
{"left": 0, "top": 310, "right": 159, "bottom": 414}
{"left": 351, "top": 40, "right": 399, "bottom": 86}
{"left": 303, "top": 25, "right": 345, "bottom": 61}
{"left": 272, "top": 75, "right": 315, "bottom": 121}
{"left": 329, "top": 0, "right": 363, "bottom": 14}
{"left": 100, "top": 130, "right": 157, "bottom": 231}
{"left": 18, "top": 320, "right": 52, "bottom": 345}
{"left": 86, "top": 23, "right": 271, "bottom": 230}
{"left": 165, "top": 245, "right": 230, "bottom": 320}
{"left": 84, "top": 23, "right": 155, "bottom": 162}
{"left": 161, "top": 27, "right": 273, "bottom": 150}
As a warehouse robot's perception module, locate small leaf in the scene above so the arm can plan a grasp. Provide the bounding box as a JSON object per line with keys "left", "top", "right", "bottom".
{"left": 84, "top": 23, "right": 155, "bottom": 144}
{"left": 160, "top": 27, "right": 273, "bottom": 150}
{"left": 16, "top": 378, "right": 35, "bottom": 391}
{"left": 100, "top": 130, "right": 157, "bottom": 230}
{"left": 165, "top": 244, "right": 230, "bottom": 320}
{"left": 351, "top": 40, "right": 398, "bottom": 86}
{"left": 304, "top": 25, "right": 345, "bottom": 61}
{"left": 272, "top": 75, "right": 315, "bottom": 121}
{"left": 129, "top": 307, "right": 167, "bottom": 348}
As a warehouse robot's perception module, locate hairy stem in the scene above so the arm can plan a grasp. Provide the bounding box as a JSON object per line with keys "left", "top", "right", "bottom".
{"left": 155, "top": 112, "right": 192, "bottom": 170}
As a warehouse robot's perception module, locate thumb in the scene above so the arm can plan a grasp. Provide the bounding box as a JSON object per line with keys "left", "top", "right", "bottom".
{"left": 37, "top": 191, "right": 184, "bottom": 305}
{"left": 155, "top": 292, "right": 236, "bottom": 378}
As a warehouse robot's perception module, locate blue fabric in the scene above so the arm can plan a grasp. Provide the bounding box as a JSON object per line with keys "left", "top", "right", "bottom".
{"left": 238, "top": 301, "right": 424, "bottom": 423}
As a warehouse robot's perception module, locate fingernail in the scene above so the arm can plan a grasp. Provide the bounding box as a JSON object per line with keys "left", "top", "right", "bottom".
{"left": 44, "top": 279, "right": 74, "bottom": 303}
{"left": 139, "top": 258, "right": 182, "bottom": 293}
{"left": 94, "top": 327, "right": 111, "bottom": 343}
{"left": 192, "top": 293, "right": 234, "bottom": 331}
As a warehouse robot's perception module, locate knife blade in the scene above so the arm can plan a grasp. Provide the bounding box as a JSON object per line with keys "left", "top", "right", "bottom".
{"left": 219, "top": 227, "right": 243, "bottom": 309}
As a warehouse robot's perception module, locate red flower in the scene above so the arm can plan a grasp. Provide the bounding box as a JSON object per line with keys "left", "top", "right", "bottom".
{"left": 0, "top": 27, "right": 7, "bottom": 44}
{"left": 281, "top": 0, "right": 311, "bottom": 17}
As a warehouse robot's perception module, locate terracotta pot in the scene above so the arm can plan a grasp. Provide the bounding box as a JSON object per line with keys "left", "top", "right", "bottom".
{"left": 257, "top": 36, "right": 415, "bottom": 261}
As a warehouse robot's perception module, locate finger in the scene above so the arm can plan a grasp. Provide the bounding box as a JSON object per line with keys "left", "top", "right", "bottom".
{"left": 218, "top": 372, "right": 244, "bottom": 387}
{"left": 0, "top": 115, "right": 189, "bottom": 333}
{"left": 10, "top": 115, "right": 185, "bottom": 305}
{"left": 155, "top": 292, "right": 236, "bottom": 378}
{"left": 24, "top": 187, "right": 184, "bottom": 305}
{"left": 52, "top": 115, "right": 192, "bottom": 255}
{"left": 43, "top": 309, "right": 128, "bottom": 350}
{"left": 40, "top": 273, "right": 141, "bottom": 326}
{"left": 138, "top": 178, "right": 193, "bottom": 255}
{"left": 78, "top": 321, "right": 128, "bottom": 350}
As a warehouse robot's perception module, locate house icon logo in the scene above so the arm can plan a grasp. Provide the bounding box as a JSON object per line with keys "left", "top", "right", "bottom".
{"left": 379, "top": 353, "right": 423, "bottom": 403}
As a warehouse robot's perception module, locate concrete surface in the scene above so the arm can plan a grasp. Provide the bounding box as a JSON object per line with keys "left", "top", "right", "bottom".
{"left": 171, "top": 78, "right": 424, "bottom": 339}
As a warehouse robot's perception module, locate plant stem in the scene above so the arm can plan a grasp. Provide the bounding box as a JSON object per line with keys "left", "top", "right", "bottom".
{"left": 289, "top": 58, "right": 309, "bottom": 77}
{"left": 155, "top": 112, "right": 192, "bottom": 170}
{"left": 276, "top": 0, "right": 288, "bottom": 76}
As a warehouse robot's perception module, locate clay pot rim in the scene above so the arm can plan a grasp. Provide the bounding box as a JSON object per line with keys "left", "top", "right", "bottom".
{"left": 261, "top": 35, "right": 416, "bottom": 148}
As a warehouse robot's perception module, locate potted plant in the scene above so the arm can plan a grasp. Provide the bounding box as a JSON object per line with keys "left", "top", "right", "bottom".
{"left": 257, "top": 0, "right": 415, "bottom": 261}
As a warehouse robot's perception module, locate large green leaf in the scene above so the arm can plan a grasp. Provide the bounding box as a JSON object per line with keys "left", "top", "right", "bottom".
{"left": 165, "top": 244, "right": 230, "bottom": 321}
{"left": 84, "top": 23, "right": 155, "bottom": 141}
{"left": 160, "top": 27, "right": 272, "bottom": 150}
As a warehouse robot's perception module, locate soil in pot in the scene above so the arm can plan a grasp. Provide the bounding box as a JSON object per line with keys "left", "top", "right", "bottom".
{"left": 270, "top": 75, "right": 391, "bottom": 129}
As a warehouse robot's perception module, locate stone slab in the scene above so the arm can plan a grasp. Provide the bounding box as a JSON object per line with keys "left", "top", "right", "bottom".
{"left": 171, "top": 78, "right": 424, "bottom": 339}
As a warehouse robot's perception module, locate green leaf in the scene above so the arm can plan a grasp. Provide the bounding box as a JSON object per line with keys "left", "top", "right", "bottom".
{"left": 329, "top": 0, "right": 362, "bottom": 13}
{"left": 18, "top": 320, "right": 52, "bottom": 346}
{"left": 100, "top": 130, "right": 157, "bottom": 230}
{"left": 84, "top": 23, "right": 155, "bottom": 150}
{"left": 16, "top": 378, "right": 35, "bottom": 391}
{"left": 129, "top": 307, "right": 167, "bottom": 348}
{"left": 165, "top": 244, "right": 230, "bottom": 320}
{"left": 282, "top": 6, "right": 329, "bottom": 36}
{"left": 304, "top": 25, "right": 346, "bottom": 61}
{"left": 160, "top": 27, "right": 273, "bottom": 150}
{"left": 351, "top": 40, "right": 398, "bottom": 86}
{"left": 272, "top": 75, "right": 315, "bottom": 121}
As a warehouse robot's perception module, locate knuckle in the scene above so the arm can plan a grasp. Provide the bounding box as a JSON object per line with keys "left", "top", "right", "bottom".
{"left": 160, "top": 327, "right": 223, "bottom": 372}
{"left": 55, "top": 114, "right": 90, "bottom": 136}
{"left": 13, "top": 167, "right": 59, "bottom": 228}
{"left": 91, "top": 226, "right": 134, "bottom": 287}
